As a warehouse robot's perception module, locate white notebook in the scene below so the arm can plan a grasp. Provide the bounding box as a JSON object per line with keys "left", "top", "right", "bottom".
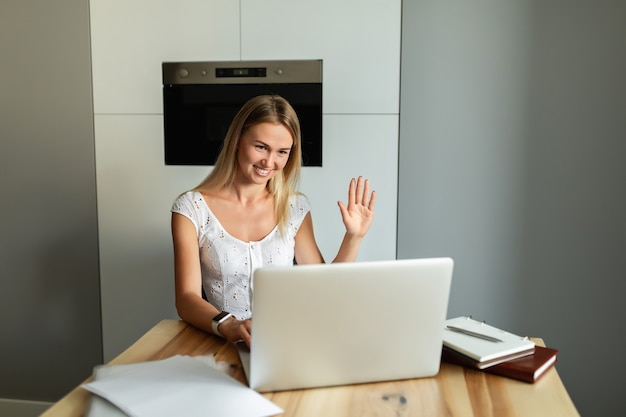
{"left": 443, "top": 316, "right": 535, "bottom": 363}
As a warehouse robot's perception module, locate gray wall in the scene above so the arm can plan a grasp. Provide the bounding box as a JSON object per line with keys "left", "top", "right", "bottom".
{"left": 0, "top": 0, "right": 102, "bottom": 406}
{"left": 399, "top": 1, "right": 626, "bottom": 416}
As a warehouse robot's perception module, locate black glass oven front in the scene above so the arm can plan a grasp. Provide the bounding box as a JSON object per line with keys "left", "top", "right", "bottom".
{"left": 162, "top": 60, "right": 322, "bottom": 166}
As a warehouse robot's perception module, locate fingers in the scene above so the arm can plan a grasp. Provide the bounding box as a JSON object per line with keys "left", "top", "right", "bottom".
{"left": 222, "top": 318, "right": 252, "bottom": 347}
{"left": 349, "top": 176, "right": 373, "bottom": 207}
{"left": 241, "top": 319, "right": 252, "bottom": 347}
{"left": 362, "top": 177, "right": 371, "bottom": 206}
{"left": 241, "top": 331, "right": 252, "bottom": 348}
{"left": 368, "top": 189, "right": 376, "bottom": 211}
{"left": 354, "top": 177, "right": 362, "bottom": 205}
{"left": 348, "top": 177, "right": 357, "bottom": 205}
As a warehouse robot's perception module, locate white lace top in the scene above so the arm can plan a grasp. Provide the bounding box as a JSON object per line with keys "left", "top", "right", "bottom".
{"left": 171, "top": 191, "right": 310, "bottom": 320}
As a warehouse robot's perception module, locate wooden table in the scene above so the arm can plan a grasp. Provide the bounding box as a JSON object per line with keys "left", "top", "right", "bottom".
{"left": 42, "top": 319, "right": 579, "bottom": 417}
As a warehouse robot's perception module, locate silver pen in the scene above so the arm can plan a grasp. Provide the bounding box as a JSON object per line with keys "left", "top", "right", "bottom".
{"left": 446, "top": 325, "right": 504, "bottom": 343}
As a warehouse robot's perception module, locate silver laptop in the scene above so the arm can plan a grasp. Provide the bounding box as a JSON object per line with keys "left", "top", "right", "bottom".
{"left": 238, "top": 257, "right": 454, "bottom": 392}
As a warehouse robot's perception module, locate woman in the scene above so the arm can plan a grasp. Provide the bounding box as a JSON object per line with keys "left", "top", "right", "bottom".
{"left": 171, "top": 95, "right": 375, "bottom": 347}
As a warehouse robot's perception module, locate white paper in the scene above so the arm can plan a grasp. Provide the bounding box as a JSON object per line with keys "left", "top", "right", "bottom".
{"left": 83, "top": 355, "right": 282, "bottom": 417}
{"left": 443, "top": 316, "right": 535, "bottom": 362}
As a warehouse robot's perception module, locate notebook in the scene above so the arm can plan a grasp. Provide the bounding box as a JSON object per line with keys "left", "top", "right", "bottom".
{"left": 483, "top": 346, "right": 558, "bottom": 383}
{"left": 238, "top": 257, "right": 454, "bottom": 392}
{"left": 443, "top": 316, "right": 535, "bottom": 363}
{"left": 441, "top": 345, "right": 534, "bottom": 369}
{"left": 442, "top": 345, "right": 558, "bottom": 383}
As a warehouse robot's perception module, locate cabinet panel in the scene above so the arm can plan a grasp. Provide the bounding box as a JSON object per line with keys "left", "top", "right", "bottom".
{"left": 300, "top": 114, "right": 398, "bottom": 261}
{"left": 90, "top": 0, "right": 240, "bottom": 114}
{"left": 94, "top": 114, "right": 204, "bottom": 360}
{"left": 241, "top": 0, "right": 401, "bottom": 115}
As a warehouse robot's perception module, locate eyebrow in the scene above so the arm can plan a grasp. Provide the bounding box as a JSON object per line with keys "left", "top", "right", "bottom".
{"left": 254, "top": 140, "right": 293, "bottom": 151}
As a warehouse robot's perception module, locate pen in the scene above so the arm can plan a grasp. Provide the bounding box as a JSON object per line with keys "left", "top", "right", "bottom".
{"left": 446, "top": 325, "right": 503, "bottom": 343}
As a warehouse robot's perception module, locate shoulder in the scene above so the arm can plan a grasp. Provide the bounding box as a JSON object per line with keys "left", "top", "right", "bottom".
{"left": 289, "top": 193, "right": 311, "bottom": 212}
{"left": 171, "top": 191, "right": 207, "bottom": 217}
{"left": 287, "top": 193, "right": 311, "bottom": 225}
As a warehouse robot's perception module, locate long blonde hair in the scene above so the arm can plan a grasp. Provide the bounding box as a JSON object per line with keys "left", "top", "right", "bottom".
{"left": 194, "top": 95, "right": 303, "bottom": 235}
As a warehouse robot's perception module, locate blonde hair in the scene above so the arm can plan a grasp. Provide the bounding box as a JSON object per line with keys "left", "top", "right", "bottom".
{"left": 194, "top": 95, "right": 302, "bottom": 235}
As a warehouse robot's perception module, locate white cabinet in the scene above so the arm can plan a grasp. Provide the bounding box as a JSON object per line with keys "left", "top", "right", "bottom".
{"left": 241, "top": 0, "right": 401, "bottom": 114}
{"left": 301, "top": 114, "right": 398, "bottom": 262}
{"left": 90, "top": 0, "right": 240, "bottom": 114}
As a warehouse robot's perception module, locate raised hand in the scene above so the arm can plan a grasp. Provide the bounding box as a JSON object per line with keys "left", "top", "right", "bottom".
{"left": 337, "top": 176, "right": 376, "bottom": 238}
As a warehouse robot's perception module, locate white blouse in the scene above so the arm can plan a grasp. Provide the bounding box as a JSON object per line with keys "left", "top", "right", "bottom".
{"left": 171, "top": 191, "right": 310, "bottom": 319}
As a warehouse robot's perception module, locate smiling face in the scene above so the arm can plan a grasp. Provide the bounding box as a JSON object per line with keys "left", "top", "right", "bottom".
{"left": 236, "top": 122, "right": 294, "bottom": 185}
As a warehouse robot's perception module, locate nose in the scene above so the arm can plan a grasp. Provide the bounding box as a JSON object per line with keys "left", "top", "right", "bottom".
{"left": 263, "top": 152, "right": 275, "bottom": 167}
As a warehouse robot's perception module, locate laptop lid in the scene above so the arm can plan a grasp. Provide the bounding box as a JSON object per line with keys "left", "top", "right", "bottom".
{"left": 242, "top": 257, "right": 453, "bottom": 392}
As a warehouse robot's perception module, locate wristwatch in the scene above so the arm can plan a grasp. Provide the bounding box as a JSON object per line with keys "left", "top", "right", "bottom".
{"left": 211, "top": 311, "right": 232, "bottom": 337}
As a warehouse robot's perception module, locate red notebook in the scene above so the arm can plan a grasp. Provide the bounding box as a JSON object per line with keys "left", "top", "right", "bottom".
{"left": 442, "top": 345, "right": 558, "bottom": 383}
{"left": 484, "top": 346, "right": 558, "bottom": 383}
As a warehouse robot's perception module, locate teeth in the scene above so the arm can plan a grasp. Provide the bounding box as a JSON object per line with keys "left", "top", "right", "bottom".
{"left": 255, "top": 167, "right": 270, "bottom": 175}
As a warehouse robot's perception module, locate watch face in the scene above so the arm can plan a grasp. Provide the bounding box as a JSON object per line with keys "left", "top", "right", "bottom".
{"left": 213, "top": 311, "right": 230, "bottom": 322}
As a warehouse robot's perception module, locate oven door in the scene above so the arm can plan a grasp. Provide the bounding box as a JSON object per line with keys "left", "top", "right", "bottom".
{"left": 162, "top": 60, "right": 322, "bottom": 166}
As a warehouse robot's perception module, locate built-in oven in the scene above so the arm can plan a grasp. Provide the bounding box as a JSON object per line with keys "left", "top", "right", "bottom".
{"left": 162, "top": 60, "right": 322, "bottom": 166}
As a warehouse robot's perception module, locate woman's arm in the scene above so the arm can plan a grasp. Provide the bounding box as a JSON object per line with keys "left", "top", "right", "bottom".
{"left": 171, "top": 213, "right": 251, "bottom": 346}
{"left": 294, "top": 212, "right": 325, "bottom": 264}
{"left": 333, "top": 176, "right": 376, "bottom": 262}
{"left": 294, "top": 176, "right": 376, "bottom": 264}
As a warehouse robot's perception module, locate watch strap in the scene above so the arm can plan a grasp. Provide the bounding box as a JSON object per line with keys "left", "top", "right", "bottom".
{"left": 211, "top": 311, "right": 232, "bottom": 337}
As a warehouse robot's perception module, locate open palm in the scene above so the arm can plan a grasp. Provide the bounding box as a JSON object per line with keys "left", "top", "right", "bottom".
{"left": 337, "top": 176, "right": 376, "bottom": 237}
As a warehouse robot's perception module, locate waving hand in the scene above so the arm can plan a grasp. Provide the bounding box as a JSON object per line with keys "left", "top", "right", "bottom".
{"left": 337, "top": 176, "right": 376, "bottom": 238}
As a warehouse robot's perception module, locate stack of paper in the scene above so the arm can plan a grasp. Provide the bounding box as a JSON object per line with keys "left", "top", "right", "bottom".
{"left": 443, "top": 316, "right": 535, "bottom": 363}
{"left": 82, "top": 355, "right": 283, "bottom": 417}
{"left": 481, "top": 346, "right": 559, "bottom": 383}
{"left": 442, "top": 317, "right": 558, "bottom": 383}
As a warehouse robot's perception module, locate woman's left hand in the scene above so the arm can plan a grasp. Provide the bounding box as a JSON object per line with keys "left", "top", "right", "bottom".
{"left": 337, "top": 176, "right": 376, "bottom": 238}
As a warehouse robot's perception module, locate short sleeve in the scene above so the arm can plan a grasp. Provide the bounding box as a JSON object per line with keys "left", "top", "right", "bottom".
{"left": 287, "top": 194, "right": 311, "bottom": 238}
{"left": 171, "top": 192, "right": 202, "bottom": 234}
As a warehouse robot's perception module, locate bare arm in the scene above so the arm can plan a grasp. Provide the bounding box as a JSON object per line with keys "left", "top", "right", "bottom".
{"left": 171, "top": 213, "right": 251, "bottom": 346}
{"left": 294, "top": 176, "right": 376, "bottom": 264}
{"left": 333, "top": 176, "right": 376, "bottom": 262}
{"left": 294, "top": 212, "right": 325, "bottom": 264}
